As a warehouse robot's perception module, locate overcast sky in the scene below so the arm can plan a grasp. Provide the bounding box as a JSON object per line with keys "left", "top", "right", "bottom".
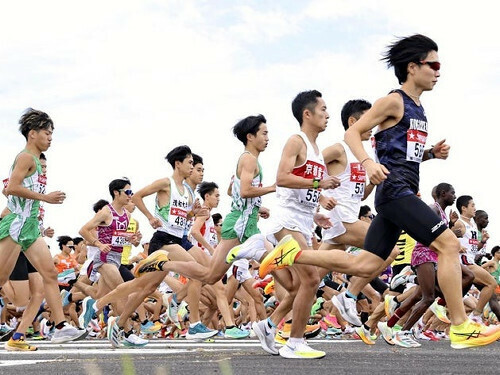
{"left": 1, "top": 0, "right": 499, "bottom": 254}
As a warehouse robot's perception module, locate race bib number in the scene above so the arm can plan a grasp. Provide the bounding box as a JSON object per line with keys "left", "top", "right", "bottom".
{"left": 111, "top": 230, "right": 130, "bottom": 247}
{"left": 406, "top": 129, "right": 427, "bottom": 163}
{"left": 37, "top": 175, "right": 47, "bottom": 194}
{"left": 170, "top": 207, "right": 188, "bottom": 228}
{"left": 349, "top": 162, "right": 366, "bottom": 198}
{"left": 300, "top": 189, "right": 320, "bottom": 208}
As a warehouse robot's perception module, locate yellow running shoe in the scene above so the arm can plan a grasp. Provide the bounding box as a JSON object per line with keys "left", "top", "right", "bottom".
{"left": 134, "top": 250, "right": 169, "bottom": 277}
{"left": 430, "top": 301, "right": 451, "bottom": 324}
{"left": 355, "top": 326, "right": 375, "bottom": 345}
{"left": 259, "top": 235, "right": 300, "bottom": 279}
{"left": 263, "top": 279, "right": 275, "bottom": 295}
{"left": 274, "top": 331, "right": 287, "bottom": 345}
{"left": 450, "top": 319, "right": 500, "bottom": 349}
{"left": 5, "top": 337, "right": 37, "bottom": 351}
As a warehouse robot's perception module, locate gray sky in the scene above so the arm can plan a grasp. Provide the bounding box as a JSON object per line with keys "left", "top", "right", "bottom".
{"left": 1, "top": 0, "right": 499, "bottom": 253}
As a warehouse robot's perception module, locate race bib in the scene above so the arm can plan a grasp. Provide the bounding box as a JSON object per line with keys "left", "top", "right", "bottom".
{"left": 111, "top": 230, "right": 130, "bottom": 247}
{"left": 406, "top": 129, "right": 427, "bottom": 163}
{"left": 349, "top": 162, "right": 366, "bottom": 198}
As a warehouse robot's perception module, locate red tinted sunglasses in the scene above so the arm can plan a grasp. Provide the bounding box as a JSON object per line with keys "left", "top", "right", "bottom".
{"left": 420, "top": 61, "right": 441, "bottom": 71}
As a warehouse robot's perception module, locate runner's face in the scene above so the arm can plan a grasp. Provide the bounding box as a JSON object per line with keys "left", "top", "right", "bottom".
{"left": 32, "top": 128, "right": 53, "bottom": 151}
{"left": 464, "top": 200, "right": 476, "bottom": 218}
{"left": 190, "top": 163, "right": 204, "bottom": 184}
{"left": 415, "top": 50, "right": 440, "bottom": 91}
{"left": 205, "top": 188, "right": 220, "bottom": 208}
{"left": 63, "top": 241, "right": 74, "bottom": 254}
{"left": 40, "top": 159, "right": 47, "bottom": 175}
{"left": 179, "top": 156, "right": 194, "bottom": 178}
{"left": 118, "top": 184, "right": 132, "bottom": 204}
{"left": 443, "top": 188, "right": 456, "bottom": 206}
{"left": 309, "top": 98, "right": 329, "bottom": 132}
{"left": 252, "top": 123, "right": 269, "bottom": 152}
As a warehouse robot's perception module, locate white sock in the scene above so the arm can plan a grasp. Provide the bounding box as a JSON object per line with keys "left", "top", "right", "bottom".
{"left": 190, "top": 321, "right": 201, "bottom": 328}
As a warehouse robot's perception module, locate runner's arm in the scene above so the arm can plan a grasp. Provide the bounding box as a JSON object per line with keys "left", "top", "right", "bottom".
{"left": 239, "top": 153, "right": 275, "bottom": 198}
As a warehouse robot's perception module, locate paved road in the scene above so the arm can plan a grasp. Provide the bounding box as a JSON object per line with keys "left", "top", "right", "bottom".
{"left": 1, "top": 338, "right": 498, "bottom": 374}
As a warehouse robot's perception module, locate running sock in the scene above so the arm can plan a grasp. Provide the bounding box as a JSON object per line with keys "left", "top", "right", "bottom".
{"left": 363, "top": 323, "right": 370, "bottom": 331}
{"left": 55, "top": 321, "right": 67, "bottom": 330}
{"left": 12, "top": 332, "right": 24, "bottom": 340}
{"left": 189, "top": 321, "right": 201, "bottom": 328}
{"left": 387, "top": 308, "right": 405, "bottom": 328}
{"left": 288, "top": 337, "right": 304, "bottom": 347}
{"left": 346, "top": 290, "right": 358, "bottom": 300}
{"left": 437, "top": 298, "right": 446, "bottom": 306}
{"left": 267, "top": 318, "right": 277, "bottom": 329}
{"left": 226, "top": 325, "right": 235, "bottom": 330}
{"left": 361, "top": 312, "right": 369, "bottom": 324}
{"left": 124, "top": 330, "right": 133, "bottom": 338}
{"left": 141, "top": 320, "right": 149, "bottom": 325}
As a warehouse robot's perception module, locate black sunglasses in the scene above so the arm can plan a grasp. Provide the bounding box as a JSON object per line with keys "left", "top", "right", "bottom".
{"left": 420, "top": 60, "right": 440, "bottom": 71}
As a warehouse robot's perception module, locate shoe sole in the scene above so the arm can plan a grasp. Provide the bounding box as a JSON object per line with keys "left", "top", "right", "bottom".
{"left": 134, "top": 251, "right": 169, "bottom": 277}
{"left": 279, "top": 347, "right": 326, "bottom": 359}
{"left": 186, "top": 330, "right": 218, "bottom": 340}
{"left": 4, "top": 344, "right": 38, "bottom": 351}
{"left": 355, "top": 328, "right": 375, "bottom": 345}
{"left": 51, "top": 329, "right": 88, "bottom": 344}
{"left": 252, "top": 322, "right": 279, "bottom": 355}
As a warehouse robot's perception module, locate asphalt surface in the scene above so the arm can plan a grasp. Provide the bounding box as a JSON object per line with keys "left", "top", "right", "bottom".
{"left": 0, "top": 337, "right": 499, "bottom": 374}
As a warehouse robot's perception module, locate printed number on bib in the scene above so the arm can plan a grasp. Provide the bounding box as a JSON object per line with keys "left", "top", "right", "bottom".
{"left": 111, "top": 231, "right": 130, "bottom": 247}
{"left": 406, "top": 129, "right": 427, "bottom": 163}
{"left": 305, "top": 189, "right": 320, "bottom": 205}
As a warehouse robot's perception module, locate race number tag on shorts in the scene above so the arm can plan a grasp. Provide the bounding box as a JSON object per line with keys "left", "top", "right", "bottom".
{"left": 111, "top": 230, "right": 130, "bottom": 247}
{"left": 406, "top": 119, "right": 428, "bottom": 163}
{"left": 349, "top": 162, "right": 366, "bottom": 198}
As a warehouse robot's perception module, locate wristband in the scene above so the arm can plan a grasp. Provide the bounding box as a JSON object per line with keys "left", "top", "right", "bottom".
{"left": 313, "top": 178, "right": 320, "bottom": 189}
{"left": 428, "top": 148, "right": 435, "bottom": 159}
{"left": 360, "top": 157, "right": 372, "bottom": 166}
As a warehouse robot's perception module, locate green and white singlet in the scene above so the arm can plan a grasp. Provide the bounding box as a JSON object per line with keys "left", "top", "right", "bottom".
{"left": 222, "top": 152, "right": 262, "bottom": 243}
{"left": 0, "top": 151, "right": 46, "bottom": 250}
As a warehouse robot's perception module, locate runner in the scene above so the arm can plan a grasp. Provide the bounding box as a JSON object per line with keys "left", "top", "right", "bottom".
{"left": 260, "top": 34, "right": 500, "bottom": 349}
{"left": 0, "top": 108, "right": 86, "bottom": 345}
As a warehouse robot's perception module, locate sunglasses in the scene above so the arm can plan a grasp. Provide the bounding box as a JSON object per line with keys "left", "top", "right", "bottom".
{"left": 120, "top": 189, "right": 134, "bottom": 196}
{"left": 67, "top": 245, "right": 75, "bottom": 249}
{"left": 363, "top": 214, "right": 375, "bottom": 220}
{"left": 420, "top": 60, "right": 440, "bottom": 71}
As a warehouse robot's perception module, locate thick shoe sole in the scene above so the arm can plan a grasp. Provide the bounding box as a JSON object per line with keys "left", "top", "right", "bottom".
{"left": 51, "top": 329, "right": 88, "bottom": 344}
{"left": 186, "top": 330, "right": 218, "bottom": 340}
{"left": 278, "top": 346, "right": 326, "bottom": 359}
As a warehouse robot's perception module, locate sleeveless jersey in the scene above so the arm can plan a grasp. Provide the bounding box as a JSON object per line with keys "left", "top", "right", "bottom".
{"left": 196, "top": 215, "right": 218, "bottom": 252}
{"left": 230, "top": 152, "right": 263, "bottom": 213}
{"left": 374, "top": 90, "right": 428, "bottom": 206}
{"left": 155, "top": 177, "right": 193, "bottom": 238}
{"left": 457, "top": 217, "right": 480, "bottom": 259}
{"left": 276, "top": 132, "right": 327, "bottom": 215}
{"left": 120, "top": 218, "right": 137, "bottom": 264}
{"left": 321, "top": 141, "right": 366, "bottom": 215}
{"left": 97, "top": 204, "right": 130, "bottom": 253}
{"left": 4, "top": 151, "right": 46, "bottom": 219}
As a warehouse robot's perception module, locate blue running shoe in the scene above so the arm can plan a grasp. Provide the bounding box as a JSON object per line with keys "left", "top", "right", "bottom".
{"left": 224, "top": 326, "right": 250, "bottom": 339}
{"left": 186, "top": 323, "right": 218, "bottom": 340}
{"left": 79, "top": 296, "right": 96, "bottom": 329}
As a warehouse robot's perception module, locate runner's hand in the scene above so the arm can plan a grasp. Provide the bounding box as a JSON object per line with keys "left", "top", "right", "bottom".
{"left": 364, "top": 159, "right": 389, "bottom": 185}
{"left": 319, "top": 195, "right": 336, "bottom": 210}
{"left": 149, "top": 217, "right": 162, "bottom": 229}
{"left": 98, "top": 243, "right": 111, "bottom": 253}
{"left": 313, "top": 212, "right": 333, "bottom": 229}
{"left": 319, "top": 176, "right": 341, "bottom": 190}
{"left": 432, "top": 139, "right": 450, "bottom": 159}
{"left": 44, "top": 191, "right": 66, "bottom": 204}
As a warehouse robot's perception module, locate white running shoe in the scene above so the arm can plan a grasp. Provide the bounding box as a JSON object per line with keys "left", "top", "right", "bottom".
{"left": 123, "top": 333, "right": 148, "bottom": 347}
{"left": 51, "top": 324, "right": 88, "bottom": 344}
{"left": 225, "top": 234, "right": 265, "bottom": 264}
{"left": 252, "top": 320, "right": 279, "bottom": 355}
{"left": 107, "top": 316, "right": 123, "bottom": 348}
{"left": 377, "top": 321, "right": 395, "bottom": 345}
{"left": 390, "top": 265, "right": 413, "bottom": 290}
{"left": 278, "top": 341, "right": 326, "bottom": 359}
{"left": 384, "top": 294, "right": 399, "bottom": 318}
{"left": 392, "top": 330, "right": 421, "bottom": 348}
{"left": 331, "top": 292, "right": 362, "bottom": 327}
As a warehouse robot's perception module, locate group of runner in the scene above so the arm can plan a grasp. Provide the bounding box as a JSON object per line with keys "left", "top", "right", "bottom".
{"left": 1, "top": 34, "right": 500, "bottom": 359}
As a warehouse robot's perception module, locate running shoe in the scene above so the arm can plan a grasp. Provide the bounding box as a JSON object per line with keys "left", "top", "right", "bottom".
{"left": 107, "top": 316, "right": 123, "bottom": 348}
{"left": 252, "top": 320, "right": 279, "bottom": 355}
{"left": 0, "top": 325, "right": 13, "bottom": 342}
{"left": 134, "top": 250, "right": 169, "bottom": 277}
{"left": 177, "top": 301, "right": 189, "bottom": 323}
{"left": 376, "top": 321, "right": 395, "bottom": 345}
{"left": 60, "top": 289, "right": 71, "bottom": 307}
{"left": 311, "top": 297, "right": 325, "bottom": 316}
{"left": 79, "top": 296, "right": 96, "bottom": 329}
{"left": 392, "top": 330, "right": 421, "bottom": 348}
{"left": 275, "top": 331, "right": 287, "bottom": 345}
{"left": 225, "top": 234, "right": 266, "bottom": 264}
{"left": 123, "top": 333, "right": 148, "bottom": 347}
{"left": 429, "top": 301, "right": 450, "bottom": 324}
{"left": 323, "top": 314, "right": 341, "bottom": 329}
{"left": 186, "top": 322, "right": 218, "bottom": 340}
{"left": 417, "top": 329, "right": 440, "bottom": 342}
{"left": 450, "top": 319, "right": 500, "bottom": 349}
{"left": 384, "top": 294, "right": 399, "bottom": 318}
{"left": 263, "top": 279, "right": 275, "bottom": 295}
{"left": 89, "top": 318, "right": 101, "bottom": 332}
{"left": 224, "top": 326, "right": 250, "bottom": 339}
{"left": 162, "top": 293, "right": 182, "bottom": 329}
{"left": 4, "top": 337, "right": 37, "bottom": 351}
{"left": 51, "top": 324, "right": 88, "bottom": 344}
{"left": 325, "top": 327, "right": 342, "bottom": 336}
{"left": 390, "top": 265, "right": 413, "bottom": 290}
{"left": 279, "top": 341, "right": 326, "bottom": 359}
{"left": 258, "top": 235, "right": 300, "bottom": 278}
{"left": 304, "top": 323, "right": 321, "bottom": 339}
{"left": 355, "top": 326, "right": 375, "bottom": 345}
{"left": 252, "top": 277, "right": 272, "bottom": 290}
{"left": 141, "top": 320, "right": 162, "bottom": 334}
{"left": 331, "top": 292, "right": 362, "bottom": 327}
